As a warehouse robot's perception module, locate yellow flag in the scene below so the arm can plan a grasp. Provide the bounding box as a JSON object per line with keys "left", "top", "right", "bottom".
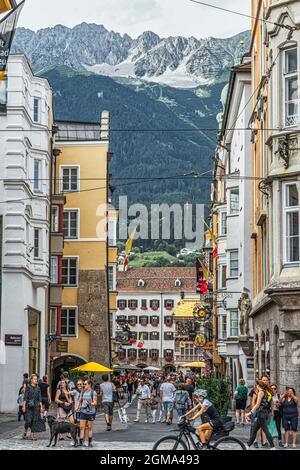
{"left": 198, "top": 258, "right": 210, "bottom": 281}
{"left": 125, "top": 227, "right": 137, "bottom": 257}
{"left": 203, "top": 219, "right": 217, "bottom": 245}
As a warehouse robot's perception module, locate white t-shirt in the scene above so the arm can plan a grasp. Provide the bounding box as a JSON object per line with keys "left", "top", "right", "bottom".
{"left": 137, "top": 384, "right": 151, "bottom": 400}
{"left": 160, "top": 382, "right": 176, "bottom": 402}
{"left": 100, "top": 382, "right": 116, "bottom": 403}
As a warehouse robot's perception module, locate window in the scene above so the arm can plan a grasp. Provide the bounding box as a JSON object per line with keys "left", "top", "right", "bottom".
{"left": 138, "top": 349, "right": 148, "bottom": 359}
{"left": 51, "top": 206, "right": 59, "bottom": 232}
{"left": 164, "top": 332, "right": 174, "bottom": 341}
{"left": 229, "top": 250, "right": 239, "bottom": 277}
{"left": 61, "top": 308, "right": 77, "bottom": 337}
{"left": 164, "top": 299, "right": 174, "bottom": 309}
{"left": 283, "top": 183, "right": 299, "bottom": 264}
{"left": 230, "top": 310, "right": 239, "bottom": 337}
{"left": 33, "top": 159, "right": 41, "bottom": 192}
{"left": 229, "top": 188, "right": 239, "bottom": 214}
{"left": 218, "top": 316, "right": 227, "bottom": 340}
{"left": 164, "top": 316, "right": 173, "bottom": 327}
{"left": 128, "top": 299, "right": 138, "bottom": 309}
{"left": 284, "top": 48, "right": 298, "bottom": 127}
{"left": 164, "top": 349, "right": 173, "bottom": 359}
{"left": 128, "top": 349, "right": 137, "bottom": 360}
{"left": 62, "top": 258, "right": 78, "bottom": 286}
{"left": 117, "top": 299, "right": 127, "bottom": 309}
{"left": 61, "top": 167, "right": 79, "bottom": 192}
{"left": 33, "top": 98, "right": 40, "bottom": 123}
{"left": 150, "top": 332, "right": 159, "bottom": 341}
{"left": 139, "top": 316, "right": 148, "bottom": 326}
{"left": 0, "top": 77, "right": 7, "bottom": 112}
{"left": 141, "top": 299, "right": 147, "bottom": 309}
{"left": 63, "top": 210, "right": 79, "bottom": 239}
{"left": 128, "top": 316, "right": 137, "bottom": 326}
{"left": 150, "top": 299, "right": 160, "bottom": 309}
{"left": 50, "top": 256, "right": 58, "bottom": 284}
{"left": 49, "top": 308, "right": 57, "bottom": 335}
{"left": 150, "top": 316, "right": 159, "bottom": 326}
{"left": 218, "top": 264, "right": 227, "bottom": 289}
{"left": 129, "top": 331, "right": 137, "bottom": 340}
{"left": 108, "top": 266, "right": 115, "bottom": 291}
{"left": 220, "top": 211, "right": 227, "bottom": 235}
{"left": 116, "top": 315, "right": 127, "bottom": 325}
{"left": 34, "top": 229, "right": 41, "bottom": 259}
{"left": 150, "top": 349, "right": 159, "bottom": 359}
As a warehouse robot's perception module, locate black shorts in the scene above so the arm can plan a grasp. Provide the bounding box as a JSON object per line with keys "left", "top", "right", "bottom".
{"left": 102, "top": 402, "right": 114, "bottom": 417}
{"left": 79, "top": 413, "right": 96, "bottom": 422}
{"left": 236, "top": 399, "right": 247, "bottom": 410}
{"left": 283, "top": 416, "right": 298, "bottom": 432}
{"left": 42, "top": 399, "right": 50, "bottom": 411}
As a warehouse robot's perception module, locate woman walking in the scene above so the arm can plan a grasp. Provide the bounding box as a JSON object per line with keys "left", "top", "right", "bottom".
{"left": 280, "top": 387, "right": 299, "bottom": 448}
{"left": 234, "top": 379, "right": 248, "bottom": 425}
{"left": 22, "top": 374, "right": 45, "bottom": 441}
{"left": 77, "top": 379, "right": 97, "bottom": 447}
{"left": 271, "top": 384, "right": 283, "bottom": 447}
{"left": 246, "top": 376, "right": 276, "bottom": 450}
{"left": 55, "top": 379, "right": 73, "bottom": 439}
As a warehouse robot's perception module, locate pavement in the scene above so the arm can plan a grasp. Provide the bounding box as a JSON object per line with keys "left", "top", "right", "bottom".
{"left": 0, "top": 399, "right": 298, "bottom": 451}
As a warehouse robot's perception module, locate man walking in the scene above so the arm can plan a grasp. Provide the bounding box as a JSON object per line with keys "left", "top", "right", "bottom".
{"left": 160, "top": 376, "right": 176, "bottom": 424}
{"left": 100, "top": 374, "right": 116, "bottom": 431}
{"left": 134, "top": 379, "right": 151, "bottom": 423}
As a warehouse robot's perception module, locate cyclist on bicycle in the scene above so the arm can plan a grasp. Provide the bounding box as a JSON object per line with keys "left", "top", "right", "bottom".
{"left": 185, "top": 389, "right": 223, "bottom": 448}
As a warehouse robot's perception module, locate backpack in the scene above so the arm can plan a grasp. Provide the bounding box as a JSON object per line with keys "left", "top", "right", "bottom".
{"left": 175, "top": 391, "right": 188, "bottom": 407}
{"left": 237, "top": 386, "right": 248, "bottom": 401}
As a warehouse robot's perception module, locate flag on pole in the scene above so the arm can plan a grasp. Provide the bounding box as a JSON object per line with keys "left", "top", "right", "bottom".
{"left": 125, "top": 227, "right": 137, "bottom": 257}
{"left": 198, "top": 258, "right": 210, "bottom": 281}
{"left": 196, "top": 258, "right": 208, "bottom": 295}
{"left": 123, "top": 257, "right": 128, "bottom": 272}
{"left": 0, "top": 1, "right": 25, "bottom": 79}
{"left": 203, "top": 219, "right": 217, "bottom": 245}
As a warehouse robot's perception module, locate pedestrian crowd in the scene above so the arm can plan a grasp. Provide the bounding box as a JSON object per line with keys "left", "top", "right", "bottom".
{"left": 16, "top": 370, "right": 299, "bottom": 449}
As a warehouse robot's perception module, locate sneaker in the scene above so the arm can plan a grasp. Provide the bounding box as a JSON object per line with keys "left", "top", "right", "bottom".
{"left": 161, "top": 419, "right": 166, "bottom": 423}
{"left": 292, "top": 444, "right": 297, "bottom": 449}
{"left": 253, "top": 442, "right": 259, "bottom": 449}
{"left": 134, "top": 418, "right": 139, "bottom": 422}
{"left": 152, "top": 419, "right": 156, "bottom": 424}
{"left": 284, "top": 443, "right": 288, "bottom": 448}
{"left": 262, "top": 443, "right": 269, "bottom": 448}
{"left": 245, "top": 444, "right": 250, "bottom": 451}
{"left": 88, "top": 442, "right": 93, "bottom": 448}
{"left": 145, "top": 419, "right": 148, "bottom": 423}
{"left": 278, "top": 441, "right": 284, "bottom": 448}
{"left": 84, "top": 442, "right": 89, "bottom": 447}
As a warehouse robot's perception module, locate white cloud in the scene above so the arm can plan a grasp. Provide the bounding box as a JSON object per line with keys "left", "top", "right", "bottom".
{"left": 18, "top": 0, "right": 251, "bottom": 38}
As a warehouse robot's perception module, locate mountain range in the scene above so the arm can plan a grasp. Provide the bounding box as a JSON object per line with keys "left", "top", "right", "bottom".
{"left": 12, "top": 23, "right": 250, "bottom": 88}
{"left": 11, "top": 24, "right": 250, "bottom": 246}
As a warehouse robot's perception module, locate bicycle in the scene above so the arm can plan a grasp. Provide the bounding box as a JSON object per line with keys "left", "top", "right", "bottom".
{"left": 153, "top": 417, "right": 247, "bottom": 450}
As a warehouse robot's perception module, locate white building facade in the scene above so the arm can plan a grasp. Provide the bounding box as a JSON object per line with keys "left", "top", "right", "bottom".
{"left": 0, "top": 55, "right": 52, "bottom": 411}
{"left": 114, "top": 267, "right": 197, "bottom": 370}
{"left": 214, "top": 61, "right": 254, "bottom": 389}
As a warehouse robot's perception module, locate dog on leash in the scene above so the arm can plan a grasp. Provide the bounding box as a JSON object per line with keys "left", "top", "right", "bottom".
{"left": 46, "top": 415, "right": 79, "bottom": 447}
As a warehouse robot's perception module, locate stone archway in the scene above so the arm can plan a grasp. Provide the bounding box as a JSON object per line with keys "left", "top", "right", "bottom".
{"left": 51, "top": 354, "right": 86, "bottom": 398}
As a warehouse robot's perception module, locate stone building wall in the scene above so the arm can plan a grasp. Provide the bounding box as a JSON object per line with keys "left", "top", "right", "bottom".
{"left": 78, "top": 270, "right": 110, "bottom": 366}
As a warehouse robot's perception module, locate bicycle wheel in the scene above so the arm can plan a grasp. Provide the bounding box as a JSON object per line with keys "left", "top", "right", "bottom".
{"left": 213, "top": 436, "right": 246, "bottom": 450}
{"left": 153, "top": 435, "right": 188, "bottom": 450}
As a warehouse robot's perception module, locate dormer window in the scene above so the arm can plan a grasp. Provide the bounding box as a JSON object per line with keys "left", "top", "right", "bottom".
{"left": 138, "top": 279, "right": 145, "bottom": 288}
{"left": 175, "top": 279, "right": 182, "bottom": 287}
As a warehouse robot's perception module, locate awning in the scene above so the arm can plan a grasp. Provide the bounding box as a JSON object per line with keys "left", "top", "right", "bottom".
{"left": 181, "top": 361, "right": 206, "bottom": 368}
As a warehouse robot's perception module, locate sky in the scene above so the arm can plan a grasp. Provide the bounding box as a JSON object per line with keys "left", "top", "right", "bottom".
{"left": 17, "top": 0, "right": 251, "bottom": 39}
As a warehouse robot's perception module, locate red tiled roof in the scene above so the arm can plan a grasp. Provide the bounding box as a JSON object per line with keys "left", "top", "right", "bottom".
{"left": 117, "top": 267, "right": 196, "bottom": 292}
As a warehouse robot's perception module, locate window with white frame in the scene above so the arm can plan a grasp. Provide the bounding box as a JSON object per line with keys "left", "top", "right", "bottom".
{"left": 34, "top": 228, "right": 41, "bottom": 259}
{"left": 63, "top": 210, "right": 79, "bottom": 239}
{"left": 229, "top": 250, "right": 239, "bottom": 277}
{"left": 229, "top": 310, "right": 239, "bottom": 337}
{"left": 108, "top": 219, "right": 117, "bottom": 246}
{"left": 108, "top": 265, "right": 115, "bottom": 291}
{"left": 33, "top": 97, "right": 40, "bottom": 123}
{"left": 50, "top": 256, "right": 58, "bottom": 284}
{"left": 218, "top": 315, "right": 227, "bottom": 340}
{"left": 284, "top": 47, "right": 298, "bottom": 128}
{"left": 62, "top": 258, "right": 78, "bottom": 286}
{"left": 49, "top": 308, "right": 57, "bottom": 335}
{"left": 61, "top": 167, "right": 79, "bottom": 192}
{"left": 220, "top": 211, "right": 227, "bottom": 235}
{"left": 283, "top": 183, "right": 299, "bottom": 264}
{"left": 33, "top": 159, "right": 41, "bottom": 192}
{"left": 218, "top": 264, "right": 227, "bottom": 289}
{"left": 61, "top": 308, "right": 77, "bottom": 337}
{"left": 229, "top": 188, "right": 239, "bottom": 214}
{"left": 51, "top": 206, "right": 59, "bottom": 232}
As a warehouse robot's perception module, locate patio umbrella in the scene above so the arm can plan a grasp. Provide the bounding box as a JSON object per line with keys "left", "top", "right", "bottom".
{"left": 113, "top": 364, "right": 141, "bottom": 370}
{"left": 181, "top": 361, "right": 206, "bottom": 368}
{"left": 143, "top": 366, "right": 161, "bottom": 371}
{"left": 73, "top": 362, "right": 112, "bottom": 373}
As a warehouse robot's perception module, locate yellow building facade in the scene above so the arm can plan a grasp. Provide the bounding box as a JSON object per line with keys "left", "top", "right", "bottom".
{"left": 51, "top": 117, "right": 118, "bottom": 378}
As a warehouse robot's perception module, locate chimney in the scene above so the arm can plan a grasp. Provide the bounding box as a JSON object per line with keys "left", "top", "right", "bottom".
{"left": 100, "top": 111, "right": 110, "bottom": 141}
